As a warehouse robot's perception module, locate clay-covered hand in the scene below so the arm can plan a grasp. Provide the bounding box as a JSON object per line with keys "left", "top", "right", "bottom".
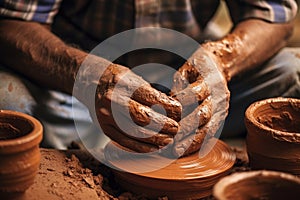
{"left": 94, "top": 63, "right": 182, "bottom": 153}
{"left": 171, "top": 47, "right": 229, "bottom": 157}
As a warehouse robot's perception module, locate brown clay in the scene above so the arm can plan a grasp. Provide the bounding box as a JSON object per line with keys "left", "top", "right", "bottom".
{"left": 94, "top": 63, "right": 186, "bottom": 153}
{"left": 213, "top": 170, "right": 300, "bottom": 200}
{"left": 0, "top": 110, "right": 43, "bottom": 195}
{"left": 107, "top": 138, "right": 235, "bottom": 200}
{"left": 171, "top": 62, "right": 211, "bottom": 119}
{"left": 177, "top": 125, "right": 209, "bottom": 157}
{"left": 132, "top": 86, "right": 182, "bottom": 122}
{"left": 100, "top": 124, "right": 160, "bottom": 153}
{"left": 128, "top": 99, "right": 179, "bottom": 135}
{"left": 97, "top": 64, "right": 182, "bottom": 122}
{"left": 97, "top": 78, "right": 213, "bottom": 155}
{"left": 245, "top": 97, "right": 300, "bottom": 175}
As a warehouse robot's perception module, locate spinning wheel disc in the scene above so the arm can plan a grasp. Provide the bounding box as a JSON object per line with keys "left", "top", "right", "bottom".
{"left": 105, "top": 138, "right": 236, "bottom": 199}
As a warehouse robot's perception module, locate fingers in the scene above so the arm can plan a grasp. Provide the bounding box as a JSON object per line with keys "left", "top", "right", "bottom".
{"left": 128, "top": 100, "right": 179, "bottom": 135}
{"left": 172, "top": 79, "right": 210, "bottom": 117}
{"left": 101, "top": 89, "right": 179, "bottom": 135}
{"left": 98, "top": 107, "right": 173, "bottom": 148}
{"left": 170, "top": 97, "right": 212, "bottom": 157}
{"left": 172, "top": 79, "right": 210, "bottom": 107}
{"left": 170, "top": 63, "right": 213, "bottom": 157}
{"left": 100, "top": 124, "right": 159, "bottom": 153}
{"left": 172, "top": 62, "right": 201, "bottom": 93}
{"left": 97, "top": 88, "right": 212, "bottom": 156}
{"left": 97, "top": 64, "right": 146, "bottom": 97}
{"left": 98, "top": 64, "right": 182, "bottom": 122}
{"left": 97, "top": 90, "right": 176, "bottom": 147}
{"left": 183, "top": 127, "right": 211, "bottom": 157}
{"left": 94, "top": 63, "right": 215, "bottom": 155}
{"left": 132, "top": 85, "right": 182, "bottom": 122}
{"left": 173, "top": 125, "right": 212, "bottom": 157}
{"left": 94, "top": 63, "right": 183, "bottom": 153}
{"left": 176, "top": 97, "right": 212, "bottom": 142}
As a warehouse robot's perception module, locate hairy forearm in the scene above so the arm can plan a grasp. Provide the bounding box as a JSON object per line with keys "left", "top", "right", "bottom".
{"left": 0, "top": 19, "right": 89, "bottom": 94}
{"left": 202, "top": 19, "right": 294, "bottom": 81}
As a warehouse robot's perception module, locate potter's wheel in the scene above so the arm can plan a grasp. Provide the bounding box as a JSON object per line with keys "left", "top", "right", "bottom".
{"left": 104, "top": 138, "right": 236, "bottom": 199}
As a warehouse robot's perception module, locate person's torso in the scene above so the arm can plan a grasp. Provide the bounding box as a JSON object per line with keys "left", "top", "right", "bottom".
{"left": 52, "top": 0, "right": 220, "bottom": 51}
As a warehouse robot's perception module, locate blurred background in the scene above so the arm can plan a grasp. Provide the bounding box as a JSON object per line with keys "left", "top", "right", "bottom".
{"left": 213, "top": 1, "right": 300, "bottom": 47}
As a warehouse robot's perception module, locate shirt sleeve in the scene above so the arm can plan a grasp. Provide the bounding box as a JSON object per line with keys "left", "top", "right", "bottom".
{"left": 0, "top": 0, "right": 62, "bottom": 24}
{"left": 226, "top": 0, "right": 298, "bottom": 24}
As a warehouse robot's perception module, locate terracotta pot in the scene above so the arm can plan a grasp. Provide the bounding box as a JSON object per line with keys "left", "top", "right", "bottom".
{"left": 244, "top": 97, "right": 300, "bottom": 175}
{"left": 0, "top": 110, "right": 43, "bottom": 194}
{"left": 213, "top": 170, "right": 300, "bottom": 200}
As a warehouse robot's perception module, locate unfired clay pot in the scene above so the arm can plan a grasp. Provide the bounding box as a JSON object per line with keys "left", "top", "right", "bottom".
{"left": 244, "top": 97, "right": 300, "bottom": 175}
{"left": 213, "top": 170, "right": 300, "bottom": 200}
{"left": 0, "top": 110, "right": 43, "bottom": 195}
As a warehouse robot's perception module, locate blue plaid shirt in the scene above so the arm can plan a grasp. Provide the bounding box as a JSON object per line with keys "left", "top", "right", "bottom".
{"left": 0, "top": 0, "right": 298, "bottom": 49}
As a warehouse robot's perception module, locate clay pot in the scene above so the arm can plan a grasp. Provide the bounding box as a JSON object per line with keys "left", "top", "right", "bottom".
{"left": 213, "top": 170, "right": 300, "bottom": 200}
{"left": 0, "top": 110, "right": 43, "bottom": 195}
{"left": 244, "top": 97, "right": 300, "bottom": 175}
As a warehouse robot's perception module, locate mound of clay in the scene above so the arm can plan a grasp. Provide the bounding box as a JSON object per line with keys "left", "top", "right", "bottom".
{"left": 20, "top": 149, "right": 114, "bottom": 200}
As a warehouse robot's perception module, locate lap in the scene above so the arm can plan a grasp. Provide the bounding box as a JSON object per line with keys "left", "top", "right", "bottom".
{"left": 0, "top": 67, "right": 37, "bottom": 115}
{"left": 222, "top": 47, "right": 300, "bottom": 138}
{"left": 0, "top": 65, "right": 105, "bottom": 149}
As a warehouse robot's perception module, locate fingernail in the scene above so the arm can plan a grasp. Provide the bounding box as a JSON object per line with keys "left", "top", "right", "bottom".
{"left": 163, "top": 138, "right": 173, "bottom": 145}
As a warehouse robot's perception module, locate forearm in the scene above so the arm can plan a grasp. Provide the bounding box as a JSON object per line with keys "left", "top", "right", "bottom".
{"left": 202, "top": 19, "right": 294, "bottom": 81}
{"left": 0, "top": 19, "right": 96, "bottom": 95}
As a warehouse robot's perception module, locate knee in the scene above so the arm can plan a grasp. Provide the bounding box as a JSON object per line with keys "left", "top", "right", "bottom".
{"left": 0, "top": 71, "right": 36, "bottom": 114}
{"left": 267, "top": 48, "right": 300, "bottom": 97}
{"left": 272, "top": 48, "right": 300, "bottom": 73}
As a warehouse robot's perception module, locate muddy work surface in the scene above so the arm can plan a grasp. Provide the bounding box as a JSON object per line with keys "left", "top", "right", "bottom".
{"left": 19, "top": 147, "right": 249, "bottom": 200}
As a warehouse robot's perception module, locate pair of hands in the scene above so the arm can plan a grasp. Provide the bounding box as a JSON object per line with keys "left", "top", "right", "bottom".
{"left": 92, "top": 48, "right": 228, "bottom": 157}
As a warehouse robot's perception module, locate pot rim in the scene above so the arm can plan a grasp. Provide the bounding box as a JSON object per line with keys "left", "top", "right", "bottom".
{"left": 213, "top": 170, "right": 300, "bottom": 200}
{"left": 0, "top": 110, "right": 43, "bottom": 153}
{"left": 245, "top": 97, "right": 300, "bottom": 143}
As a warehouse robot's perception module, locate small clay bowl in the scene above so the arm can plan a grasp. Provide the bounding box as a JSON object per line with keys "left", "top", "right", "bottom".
{"left": 244, "top": 97, "right": 300, "bottom": 175}
{"left": 213, "top": 170, "right": 300, "bottom": 200}
{"left": 0, "top": 110, "right": 43, "bottom": 195}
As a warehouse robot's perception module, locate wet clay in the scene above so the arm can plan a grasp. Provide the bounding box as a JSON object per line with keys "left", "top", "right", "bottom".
{"left": 202, "top": 33, "right": 243, "bottom": 81}
{"left": 256, "top": 100, "right": 300, "bottom": 133}
{"left": 0, "top": 110, "right": 43, "bottom": 194}
{"left": 97, "top": 69, "right": 213, "bottom": 155}
{"left": 95, "top": 63, "right": 187, "bottom": 154}
{"left": 19, "top": 149, "right": 114, "bottom": 200}
{"left": 213, "top": 171, "right": 300, "bottom": 200}
{"left": 97, "top": 64, "right": 182, "bottom": 122}
{"left": 107, "top": 138, "right": 236, "bottom": 200}
{"left": 16, "top": 146, "right": 249, "bottom": 200}
{"left": 0, "top": 116, "right": 32, "bottom": 140}
{"left": 0, "top": 122, "right": 22, "bottom": 140}
{"left": 245, "top": 98, "right": 300, "bottom": 176}
{"left": 132, "top": 86, "right": 182, "bottom": 122}
{"left": 172, "top": 79, "right": 210, "bottom": 117}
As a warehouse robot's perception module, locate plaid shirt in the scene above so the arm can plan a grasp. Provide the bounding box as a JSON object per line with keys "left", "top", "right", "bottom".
{"left": 0, "top": 0, "right": 298, "bottom": 50}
